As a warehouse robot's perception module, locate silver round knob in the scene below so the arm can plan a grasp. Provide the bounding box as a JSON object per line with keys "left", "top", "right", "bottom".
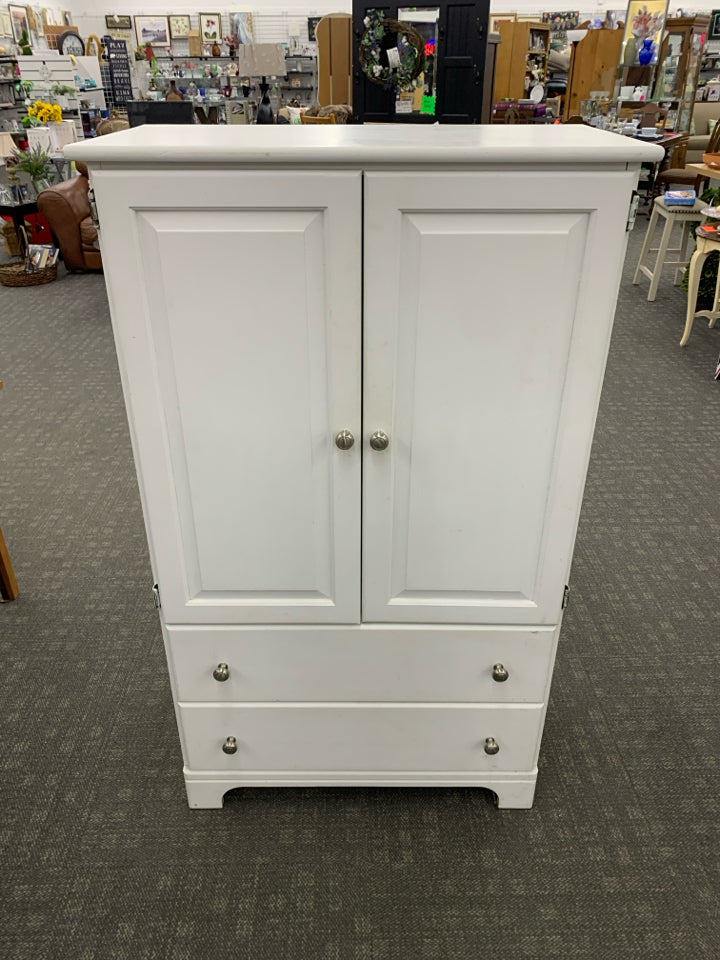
{"left": 370, "top": 430, "right": 389, "bottom": 451}
{"left": 492, "top": 663, "right": 509, "bottom": 683}
{"left": 484, "top": 737, "right": 500, "bottom": 756}
{"left": 213, "top": 662, "right": 230, "bottom": 682}
{"left": 222, "top": 736, "right": 238, "bottom": 755}
{"left": 335, "top": 430, "right": 355, "bottom": 450}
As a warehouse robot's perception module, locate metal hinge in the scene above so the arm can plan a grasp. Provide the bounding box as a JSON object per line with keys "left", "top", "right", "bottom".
{"left": 152, "top": 583, "right": 161, "bottom": 609}
{"left": 562, "top": 585, "right": 570, "bottom": 610}
{"left": 627, "top": 191, "right": 639, "bottom": 232}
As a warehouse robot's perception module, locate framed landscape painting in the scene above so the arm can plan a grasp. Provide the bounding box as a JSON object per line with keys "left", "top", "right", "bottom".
{"left": 135, "top": 16, "right": 170, "bottom": 47}
{"left": 105, "top": 15, "right": 132, "bottom": 31}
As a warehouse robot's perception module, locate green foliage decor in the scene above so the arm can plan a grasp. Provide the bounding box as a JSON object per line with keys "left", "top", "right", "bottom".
{"left": 358, "top": 9, "right": 425, "bottom": 92}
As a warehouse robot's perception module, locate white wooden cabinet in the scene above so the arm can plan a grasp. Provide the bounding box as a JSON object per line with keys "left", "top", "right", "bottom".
{"left": 67, "top": 126, "right": 661, "bottom": 809}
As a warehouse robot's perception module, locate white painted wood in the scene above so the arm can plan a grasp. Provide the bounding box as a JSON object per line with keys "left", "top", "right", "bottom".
{"left": 91, "top": 170, "right": 361, "bottom": 624}
{"left": 183, "top": 771, "right": 538, "bottom": 809}
{"left": 178, "top": 703, "right": 544, "bottom": 772}
{"left": 65, "top": 123, "right": 663, "bottom": 168}
{"left": 79, "top": 128, "right": 645, "bottom": 806}
{"left": 363, "top": 170, "right": 635, "bottom": 624}
{"left": 166, "top": 624, "right": 557, "bottom": 704}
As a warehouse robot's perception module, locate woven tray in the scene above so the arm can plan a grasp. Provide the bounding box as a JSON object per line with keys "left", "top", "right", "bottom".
{"left": 0, "top": 260, "right": 57, "bottom": 287}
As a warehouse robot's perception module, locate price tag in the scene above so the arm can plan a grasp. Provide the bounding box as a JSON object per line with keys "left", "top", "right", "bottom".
{"left": 386, "top": 47, "right": 401, "bottom": 69}
{"left": 395, "top": 99, "right": 412, "bottom": 114}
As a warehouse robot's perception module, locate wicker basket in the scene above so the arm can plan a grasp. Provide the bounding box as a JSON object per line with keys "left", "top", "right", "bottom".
{"left": 0, "top": 260, "right": 58, "bottom": 286}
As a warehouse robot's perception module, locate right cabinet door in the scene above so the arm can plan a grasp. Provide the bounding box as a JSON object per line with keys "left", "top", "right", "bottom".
{"left": 362, "top": 169, "right": 634, "bottom": 624}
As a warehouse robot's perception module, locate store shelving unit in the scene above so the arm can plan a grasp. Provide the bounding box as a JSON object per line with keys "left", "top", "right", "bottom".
{"left": 653, "top": 15, "right": 708, "bottom": 131}
{"left": 494, "top": 21, "right": 551, "bottom": 101}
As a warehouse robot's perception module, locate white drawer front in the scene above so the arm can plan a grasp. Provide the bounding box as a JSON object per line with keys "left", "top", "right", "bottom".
{"left": 167, "top": 625, "right": 557, "bottom": 703}
{"left": 177, "top": 703, "right": 545, "bottom": 773}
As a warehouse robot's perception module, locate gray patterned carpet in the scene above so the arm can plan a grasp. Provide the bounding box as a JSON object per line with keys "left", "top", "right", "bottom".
{"left": 1, "top": 219, "right": 718, "bottom": 960}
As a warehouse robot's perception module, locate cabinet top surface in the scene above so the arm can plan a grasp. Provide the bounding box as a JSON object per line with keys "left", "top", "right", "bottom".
{"left": 64, "top": 124, "right": 663, "bottom": 166}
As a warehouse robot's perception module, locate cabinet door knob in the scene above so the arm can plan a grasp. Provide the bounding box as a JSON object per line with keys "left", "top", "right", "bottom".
{"left": 369, "top": 430, "right": 389, "bottom": 451}
{"left": 484, "top": 737, "right": 500, "bottom": 755}
{"left": 335, "top": 430, "right": 355, "bottom": 450}
{"left": 213, "top": 663, "right": 230, "bottom": 682}
{"left": 492, "top": 663, "right": 509, "bottom": 683}
{"left": 222, "top": 736, "right": 238, "bottom": 755}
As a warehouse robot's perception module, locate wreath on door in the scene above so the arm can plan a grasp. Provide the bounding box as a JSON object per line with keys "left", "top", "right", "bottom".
{"left": 358, "top": 9, "right": 425, "bottom": 91}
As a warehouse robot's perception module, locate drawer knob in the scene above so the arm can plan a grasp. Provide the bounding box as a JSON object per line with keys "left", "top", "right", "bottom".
{"left": 222, "top": 736, "right": 238, "bottom": 755}
{"left": 370, "top": 430, "right": 389, "bottom": 451}
{"left": 484, "top": 737, "right": 500, "bottom": 756}
{"left": 335, "top": 430, "right": 355, "bottom": 450}
{"left": 492, "top": 663, "right": 509, "bottom": 683}
{"left": 213, "top": 663, "right": 230, "bottom": 682}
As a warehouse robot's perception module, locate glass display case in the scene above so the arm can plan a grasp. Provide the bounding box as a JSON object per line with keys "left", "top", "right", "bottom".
{"left": 653, "top": 16, "right": 709, "bottom": 132}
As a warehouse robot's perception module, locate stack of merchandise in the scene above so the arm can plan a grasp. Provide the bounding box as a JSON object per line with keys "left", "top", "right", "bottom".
{"left": 27, "top": 243, "right": 59, "bottom": 272}
{"left": 664, "top": 190, "right": 696, "bottom": 206}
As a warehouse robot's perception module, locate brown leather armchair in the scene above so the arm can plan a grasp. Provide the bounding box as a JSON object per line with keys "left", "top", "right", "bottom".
{"left": 36, "top": 161, "right": 102, "bottom": 271}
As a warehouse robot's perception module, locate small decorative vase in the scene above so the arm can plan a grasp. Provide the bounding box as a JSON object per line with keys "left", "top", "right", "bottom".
{"left": 212, "top": 43, "right": 222, "bottom": 57}
{"left": 32, "top": 177, "right": 51, "bottom": 197}
{"left": 623, "top": 36, "right": 637, "bottom": 66}
{"left": 228, "top": 45, "right": 236, "bottom": 58}
{"left": 638, "top": 38, "right": 654, "bottom": 66}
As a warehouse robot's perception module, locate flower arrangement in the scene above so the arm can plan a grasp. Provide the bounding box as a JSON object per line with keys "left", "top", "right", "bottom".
{"left": 10, "top": 145, "right": 54, "bottom": 183}
{"left": 23, "top": 101, "right": 62, "bottom": 128}
{"left": 631, "top": 4, "right": 663, "bottom": 41}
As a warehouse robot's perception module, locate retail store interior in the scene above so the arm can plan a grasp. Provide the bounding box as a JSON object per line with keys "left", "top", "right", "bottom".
{"left": 1, "top": 4, "right": 718, "bottom": 959}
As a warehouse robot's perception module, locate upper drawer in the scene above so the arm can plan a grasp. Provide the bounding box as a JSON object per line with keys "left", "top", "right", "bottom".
{"left": 166, "top": 624, "right": 557, "bottom": 703}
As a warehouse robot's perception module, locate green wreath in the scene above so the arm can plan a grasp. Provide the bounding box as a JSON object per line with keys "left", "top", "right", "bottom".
{"left": 359, "top": 9, "right": 425, "bottom": 92}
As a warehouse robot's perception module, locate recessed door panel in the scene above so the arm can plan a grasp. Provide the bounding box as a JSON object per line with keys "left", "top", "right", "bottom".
{"left": 92, "top": 171, "right": 361, "bottom": 623}
{"left": 363, "top": 170, "right": 633, "bottom": 623}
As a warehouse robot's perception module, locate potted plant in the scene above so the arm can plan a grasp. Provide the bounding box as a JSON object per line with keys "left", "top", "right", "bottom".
{"left": 50, "top": 83, "right": 77, "bottom": 110}
{"left": 10, "top": 145, "right": 55, "bottom": 197}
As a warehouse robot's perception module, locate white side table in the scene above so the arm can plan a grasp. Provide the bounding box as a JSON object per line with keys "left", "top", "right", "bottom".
{"left": 681, "top": 229, "right": 720, "bottom": 346}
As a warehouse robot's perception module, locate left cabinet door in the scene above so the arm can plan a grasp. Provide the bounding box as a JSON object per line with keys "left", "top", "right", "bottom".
{"left": 93, "top": 170, "right": 362, "bottom": 624}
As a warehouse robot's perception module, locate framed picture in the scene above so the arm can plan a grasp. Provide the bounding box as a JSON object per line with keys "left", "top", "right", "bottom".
{"left": 489, "top": 13, "right": 516, "bottom": 32}
{"left": 9, "top": 4, "right": 30, "bottom": 41}
{"left": 621, "top": 1, "right": 668, "bottom": 61}
{"left": 541, "top": 11, "right": 580, "bottom": 40}
{"left": 229, "top": 12, "right": 253, "bottom": 44}
{"left": 105, "top": 15, "right": 132, "bottom": 31}
{"left": 0, "top": 10, "right": 13, "bottom": 36}
{"left": 307, "top": 16, "right": 322, "bottom": 41}
{"left": 710, "top": 10, "right": 720, "bottom": 40}
{"left": 199, "top": 13, "right": 222, "bottom": 43}
{"left": 134, "top": 15, "right": 170, "bottom": 47}
{"left": 169, "top": 15, "right": 192, "bottom": 39}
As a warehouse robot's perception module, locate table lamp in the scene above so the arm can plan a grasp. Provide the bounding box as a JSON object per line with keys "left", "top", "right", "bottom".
{"left": 236, "top": 43, "right": 287, "bottom": 124}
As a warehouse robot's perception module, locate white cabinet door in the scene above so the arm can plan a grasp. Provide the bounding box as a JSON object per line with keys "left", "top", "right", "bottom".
{"left": 363, "top": 170, "right": 634, "bottom": 624}
{"left": 93, "top": 170, "right": 361, "bottom": 624}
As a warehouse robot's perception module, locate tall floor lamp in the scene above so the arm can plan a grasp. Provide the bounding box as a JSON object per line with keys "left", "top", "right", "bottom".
{"left": 237, "top": 43, "right": 287, "bottom": 124}
{"left": 565, "top": 29, "right": 589, "bottom": 120}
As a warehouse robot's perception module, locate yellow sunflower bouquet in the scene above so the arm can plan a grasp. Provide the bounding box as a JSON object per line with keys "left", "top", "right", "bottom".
{"left": 22, "top": 101, "right": 63, "bottom": 129}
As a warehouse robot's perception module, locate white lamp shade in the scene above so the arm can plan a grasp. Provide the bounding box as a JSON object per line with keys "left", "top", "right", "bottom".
{"left": 567, "top": 30, "right": 588, "bottom": 44}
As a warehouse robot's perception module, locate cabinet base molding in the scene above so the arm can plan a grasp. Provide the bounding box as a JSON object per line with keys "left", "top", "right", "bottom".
{"left": 183, "top": 769, "right": 538, "bottom": 809}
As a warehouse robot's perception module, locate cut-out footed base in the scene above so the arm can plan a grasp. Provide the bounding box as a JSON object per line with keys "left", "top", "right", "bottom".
{"left": 183, "top": 769, "right": 538, "bottom": 809}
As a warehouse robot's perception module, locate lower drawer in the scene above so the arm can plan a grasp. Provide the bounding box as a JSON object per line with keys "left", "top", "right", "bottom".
{"left": 166, "top": 624, "right": 557, "bottom": 703}
{"left": 177, "top": 703, "right": 545, "bottom": 773}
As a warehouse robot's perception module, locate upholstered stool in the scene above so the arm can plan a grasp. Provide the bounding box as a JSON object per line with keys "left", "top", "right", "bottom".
{"left": 681, "top": 228, "right": 720, "bottom": 346}
{"left": 633, "top": 196, "right": 706, "bottom": 302}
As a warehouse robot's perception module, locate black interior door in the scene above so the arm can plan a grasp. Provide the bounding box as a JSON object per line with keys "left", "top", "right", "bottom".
{"left": 352, "top": 1, "right": 489, "bottom": 123}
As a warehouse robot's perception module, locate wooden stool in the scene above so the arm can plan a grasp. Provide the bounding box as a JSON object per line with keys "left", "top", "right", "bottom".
{"left": 633, "top": 196, "right": 706, "bottom": 301}
{"left": 681, "top": 229, "right": 720, "bottom": 346}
